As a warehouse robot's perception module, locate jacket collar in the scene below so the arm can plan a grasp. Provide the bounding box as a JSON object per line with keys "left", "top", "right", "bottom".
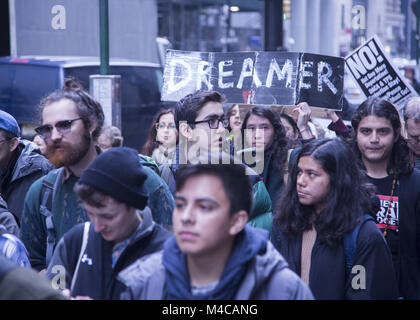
{"left": 9, "top": 140, "right": 42, "bottom": 183}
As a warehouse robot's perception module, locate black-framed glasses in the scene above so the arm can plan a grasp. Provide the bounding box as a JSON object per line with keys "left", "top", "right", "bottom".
{"left": 35, "top": 117, "right": 83, "bottom": 139}
{"left": 0, "top": 138, "right": 11, "bottom": 144}
{"left": 156, "top": 122, "right": 176, "bottom": 130}
{"left": 191, "top": 117, "right": 230, "bottom": 129}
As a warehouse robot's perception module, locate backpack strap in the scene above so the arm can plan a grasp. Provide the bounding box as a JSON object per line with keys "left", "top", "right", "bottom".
{"left": 160, "top": 164, "right": 172, "bottom": 185}
{"left": 159, "top": 164, "right": 176, "bottom": 195}
{"left": 39, "top": 168, "right": 64, "bottom": 267}
{"left": 343, "top": 214, "right": 375, "bottom": 276}
{"left": 70, "top": 222, "right": 90, "bottom": 293}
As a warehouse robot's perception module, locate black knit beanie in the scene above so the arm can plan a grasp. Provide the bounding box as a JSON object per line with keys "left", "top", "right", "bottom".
{"left": 78, "top": 147, "right": 149, "bottom": 209}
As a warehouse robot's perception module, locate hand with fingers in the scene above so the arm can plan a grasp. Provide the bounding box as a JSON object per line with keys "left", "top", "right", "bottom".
{"left": 293, "top": 102, "right": 313, "bottom": 140}
{"left": 324, "top": 109, "right": 339, "bottom": 123}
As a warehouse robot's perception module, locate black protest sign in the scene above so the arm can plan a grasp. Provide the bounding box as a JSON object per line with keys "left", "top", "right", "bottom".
{"left": 297, "top": 53, "right": 344, "bottom": 109}
{"left": 250, "top": 51, "right": 300, "bottom": 106}
{"left": 345, "top": 35, "right": 417, "bottom": 108}
{"left": 162, "top": 50, "right": 345, "bottom": 110}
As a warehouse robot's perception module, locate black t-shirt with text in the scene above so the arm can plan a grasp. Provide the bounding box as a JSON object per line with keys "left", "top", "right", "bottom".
{"left": 367, "top": 175, "right": 400, "bottom": 287}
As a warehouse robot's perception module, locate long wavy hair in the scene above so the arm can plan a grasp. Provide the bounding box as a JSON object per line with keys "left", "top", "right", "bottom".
{"left": 274, "top": 138, "right": 377, "bottom": 246}
{"left": 38, "top": 78, "right": 105, "bottom": 141}
{"left": 141, "top": 108, "right": 177, "bottom": 156}
{"left": 241, "top": 106, "right": 289, "bottom": 171}
{"left": 350, "top": 97, "right": 412, "bottom": 177}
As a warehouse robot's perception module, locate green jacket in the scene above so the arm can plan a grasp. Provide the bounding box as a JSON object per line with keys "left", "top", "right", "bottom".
{"left": 248, "top": 179, "right": 273, "bottom": 235}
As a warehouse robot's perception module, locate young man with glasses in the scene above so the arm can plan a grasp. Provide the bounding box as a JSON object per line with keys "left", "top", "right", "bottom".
{"left": 0, "top": 110, "right": 53, "bottom": 223}
{"left": 403, "top": 97, "right": 420, "bottom": 170}
{"left": 20, "top": 79, "right": 174, "bottom": 271}
{"left": 159, "top": 90, "right": 273, "bottom": 233}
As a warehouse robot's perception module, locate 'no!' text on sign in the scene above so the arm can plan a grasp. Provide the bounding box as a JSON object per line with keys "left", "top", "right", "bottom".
{"left": 345, "top": 35, "right": 417, "bottom": 109}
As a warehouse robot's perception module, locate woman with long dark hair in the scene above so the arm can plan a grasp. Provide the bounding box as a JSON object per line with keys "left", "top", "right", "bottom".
{"left": 271, "top": 138, "right": 398, "bottom": 300}
{"left": 141, "top": 109, "right": 178, "bottom": 165}
{"left": 241, "top": 106, "right": 289, "bottom": 204}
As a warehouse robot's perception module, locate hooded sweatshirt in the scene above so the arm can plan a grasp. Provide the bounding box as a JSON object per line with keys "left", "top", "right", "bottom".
{"left": 118, "top": 226, "right": 313, "bottom": 300}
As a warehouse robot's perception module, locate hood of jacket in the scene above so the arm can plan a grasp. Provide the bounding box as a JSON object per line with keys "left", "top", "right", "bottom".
{"left": 10, "top": 139, "right": 54, "bottom": 183}
{"left": 117, "top": 231, "right": 292, "bottom": 300}
{"left": 235, "top": 240, "right": 290, "bottom": 298}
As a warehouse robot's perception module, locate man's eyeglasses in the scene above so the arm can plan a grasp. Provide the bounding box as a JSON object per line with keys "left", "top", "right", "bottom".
{"left": 156, "top": 122, "right": 176, "bottom": 130}
{"left": 0, "top": 139, "right": 11, "bottom": 144}
{"left": 35, "top": 117, "right": 83, "bottom": 139}
{"left": 191, "top": 117, "right": 230, "bottom": 129}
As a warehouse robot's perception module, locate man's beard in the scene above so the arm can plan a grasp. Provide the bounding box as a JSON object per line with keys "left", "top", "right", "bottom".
{"left": 46, "top": 131, "right": 91, "bottom": 168}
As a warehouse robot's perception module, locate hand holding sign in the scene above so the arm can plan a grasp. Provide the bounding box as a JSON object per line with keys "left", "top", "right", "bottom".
{"left": 293, "top": 102, "right": 313, "bottom": 140}
{"left": 324, "top": 109, "right": 339, "bottom": 123}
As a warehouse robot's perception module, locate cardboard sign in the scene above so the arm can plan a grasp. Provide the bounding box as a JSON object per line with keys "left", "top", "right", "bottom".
{"left": 345, "top": 35, "right": 417, "bottom": 109}
{"left": 162, "top": 50, "right": 345, "bottom": 110}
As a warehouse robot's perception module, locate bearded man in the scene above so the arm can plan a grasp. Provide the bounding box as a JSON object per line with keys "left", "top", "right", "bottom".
{"left": 20, "top": 79, "right": 174, "bottom": 271}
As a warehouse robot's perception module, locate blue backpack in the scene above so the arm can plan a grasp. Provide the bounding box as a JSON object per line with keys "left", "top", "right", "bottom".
{"left": 343, "top": 214, "right": 375, "bottom": 276}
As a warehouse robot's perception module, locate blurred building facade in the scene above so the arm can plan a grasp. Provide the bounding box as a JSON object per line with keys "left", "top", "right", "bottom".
{"left": 157, "top": 0, "right": 264, "bottom": 52}
{"left": 156, "top": 0, "right": 414, "bottom": 59}
{"left": 1, "top": 0, "right": 417, "bottom": 61}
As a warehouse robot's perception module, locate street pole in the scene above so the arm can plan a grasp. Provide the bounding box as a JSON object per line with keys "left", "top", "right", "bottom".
{"left": 99, "top": 0, "right": 109, "bottom": 75}
{"left": 264, "top": 0, "right": 283, "bottom": 51}
{"left": 90, "top": 0, "right": 121, "bottom": 130}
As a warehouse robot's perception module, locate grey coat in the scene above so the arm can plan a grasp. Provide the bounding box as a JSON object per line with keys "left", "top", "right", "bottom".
{"left": 118, "top": 241, "right": 314, "bottom": 300}
{"left": 0, "top": 196, "right": 19, "bottom": 236}
{"left": 1, "top": 140, "right": 54, "bottom": 221}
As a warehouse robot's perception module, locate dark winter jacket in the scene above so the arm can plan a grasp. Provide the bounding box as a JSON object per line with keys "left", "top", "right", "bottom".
{"left": 394, "top": 168, "right": 420, "bottom": 299}
{"left": 45, "top": 208, "right": 171, "bottom": 300}
{"left": 118, "top": 227, "right": 314, "bottom": 300}
{"left": 0, "top": 196, "right": 19, "bottom": 236}
{"left": 0, "top": 140, "right": 54, "bottom": 222}
{"left": 271, "top": 219, "right": 398, "bottom": 300}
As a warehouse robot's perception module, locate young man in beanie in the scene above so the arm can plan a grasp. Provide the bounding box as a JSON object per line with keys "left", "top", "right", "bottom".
{"left": 118, "top": 163, "right": 313, "bottom": 300}
{"left": 0, "top": 110, "right": 54, "bottom": 223}
{"left": 20, "top": 79, "right": 174, "bottom": 271}
{"left": 45, "top": 147, "right": 171, "bottom": 300}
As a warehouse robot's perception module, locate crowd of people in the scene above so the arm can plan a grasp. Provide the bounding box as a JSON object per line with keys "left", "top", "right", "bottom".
{"left": 0, "top": 77, "right": 419, "bottom": 300}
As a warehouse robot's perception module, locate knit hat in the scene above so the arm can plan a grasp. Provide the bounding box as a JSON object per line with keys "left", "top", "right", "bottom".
{"left": 0, "top": 109, "right": 21, "bottom": 137}
{"left": 78, "top": 147, "right": 149, "bottom": 209}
